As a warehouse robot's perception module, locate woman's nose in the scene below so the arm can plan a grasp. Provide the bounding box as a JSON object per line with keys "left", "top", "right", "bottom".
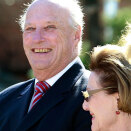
{"left": 82, "top": 100, "right": 89, "bottom": 111}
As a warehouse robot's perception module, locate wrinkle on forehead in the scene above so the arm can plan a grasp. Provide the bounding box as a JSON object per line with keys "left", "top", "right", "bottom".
{"left": 26, "top": 0, "right": 70, "bottom": 27}
{"left": 27, "top": 0, "right": 69, "bottom": 18}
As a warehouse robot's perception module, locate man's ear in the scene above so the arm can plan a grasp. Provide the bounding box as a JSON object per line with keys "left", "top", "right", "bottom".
{"left": 74, "top": 25, "right": 81, "bottom": 44}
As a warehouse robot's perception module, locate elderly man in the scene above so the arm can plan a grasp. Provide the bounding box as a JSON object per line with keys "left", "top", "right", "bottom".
{"left": 0, "top": 0, "right": 91, "bottom": 130}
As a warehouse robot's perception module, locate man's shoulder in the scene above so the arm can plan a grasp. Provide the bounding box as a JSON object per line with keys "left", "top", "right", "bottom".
{"left": 79, "top": 69, "right": 91, "bottom": 86}
{"left": 73, "top": 69, "right": 90, "bottom": 93}
{"left": 0, "top": 79, "right": 34, "bottom": 98}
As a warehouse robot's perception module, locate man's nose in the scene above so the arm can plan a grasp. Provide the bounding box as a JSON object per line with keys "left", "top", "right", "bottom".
{"left": 32, "top": 29, "right": 45, "bottom": 43}
{"left": 82, "top": 100, "right": 89, "bottom": 111}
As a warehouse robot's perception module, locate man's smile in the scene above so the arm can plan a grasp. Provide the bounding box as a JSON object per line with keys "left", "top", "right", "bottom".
{"left": 32, "top": 48, "right": 52, "bottom": 53}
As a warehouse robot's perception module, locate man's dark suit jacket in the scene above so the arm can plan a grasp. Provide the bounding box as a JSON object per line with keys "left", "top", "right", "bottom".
{"left": 0, "top": 59, "right": 91, "bottom": 131}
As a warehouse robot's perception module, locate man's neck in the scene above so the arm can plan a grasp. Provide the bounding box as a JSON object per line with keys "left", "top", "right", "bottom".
{"left": 34, "top": 57, "right": 79, "bottom": 81}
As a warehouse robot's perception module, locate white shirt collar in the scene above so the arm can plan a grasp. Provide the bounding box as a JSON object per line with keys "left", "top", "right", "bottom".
{"left": 35, "top": 57, "right": 79, "bottom": 86}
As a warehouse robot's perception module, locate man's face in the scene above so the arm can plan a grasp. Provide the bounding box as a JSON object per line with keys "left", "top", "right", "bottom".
{"left": 23, "top": 1, "right": 79, "bottom": 75}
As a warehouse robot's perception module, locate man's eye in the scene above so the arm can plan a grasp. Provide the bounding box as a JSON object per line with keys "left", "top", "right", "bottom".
{"left": 45, "top": 25, "right": 56, "bottom": 29}
{"left": 25, "top": 27, "right": 35, "bottom": 31}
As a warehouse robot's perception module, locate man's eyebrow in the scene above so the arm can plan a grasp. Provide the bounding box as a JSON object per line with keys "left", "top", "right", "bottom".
{"left": 24, "top": 23, "right": 33, "bottom": 27}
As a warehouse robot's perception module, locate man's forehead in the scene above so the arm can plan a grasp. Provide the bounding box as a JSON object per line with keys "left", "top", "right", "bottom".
{"left": 25, "top": 0, "right": 69, "bottom": 25}
{"left": 27, "top": 0, "right": 68, "bottom": 18}
{"left": 29, "top": 0, "right": 60, "bottom": 10}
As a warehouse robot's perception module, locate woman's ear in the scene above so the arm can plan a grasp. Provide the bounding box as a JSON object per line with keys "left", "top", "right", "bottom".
{"left": 112, "top": 92, "right": 120, "bottom": 110}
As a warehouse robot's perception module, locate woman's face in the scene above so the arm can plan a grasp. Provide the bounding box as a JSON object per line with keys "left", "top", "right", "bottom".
{"left": 83, "top": 72, "right": 118, "bottom": 131}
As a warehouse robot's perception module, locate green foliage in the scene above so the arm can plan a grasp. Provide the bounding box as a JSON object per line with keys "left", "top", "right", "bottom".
{"left": 27, "top": 69, "right": 34, "bottom": 79}
{"left": 80, "top": 7, "right": 131, "bottom": 69}
{"left": 80, "top": 41, "right": 91, "bottom": 69}
{"left": 103, "top": 7, "right": 131, "bottom": 44}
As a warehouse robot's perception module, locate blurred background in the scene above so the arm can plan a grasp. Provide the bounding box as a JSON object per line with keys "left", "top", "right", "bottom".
{"left": 0, "top": 0, "right": 131, "bottom": 91}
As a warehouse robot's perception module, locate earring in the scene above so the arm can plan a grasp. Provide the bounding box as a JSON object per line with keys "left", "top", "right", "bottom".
{"left": 116, "top": 98, "right": 120, "bottom": 115}
{"left": 116, "top": 110, "right": 120, "bottom": 115}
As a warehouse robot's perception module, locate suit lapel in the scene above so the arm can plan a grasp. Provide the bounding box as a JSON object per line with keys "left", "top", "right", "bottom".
{"left": 16, "top": 80, "right": 35, "bottom": 117}
{"left": 16, "top": 59, "right": 85, "bottom": 131}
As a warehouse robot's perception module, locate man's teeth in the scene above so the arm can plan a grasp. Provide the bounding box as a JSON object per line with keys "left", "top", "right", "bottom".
{"left": 34, "top": 49, "right": 51, "bottom": 53}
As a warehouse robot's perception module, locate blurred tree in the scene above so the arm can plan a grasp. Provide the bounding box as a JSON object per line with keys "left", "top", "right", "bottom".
{"left": 103, "top": 7, "right": 131, "bottom": 44}
{"left": 79, "top": 0, "right": 104, "bottom": 70}
{"left": 80, "top": 0, "right": 104, "bottom": 49}
{"left": 0, "top": 0, "right": 31, "bottom": 90}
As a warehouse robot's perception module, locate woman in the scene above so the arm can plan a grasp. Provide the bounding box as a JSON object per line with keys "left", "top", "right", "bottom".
{"left": 82, "top": 44, "right": 131, "bottom": 131}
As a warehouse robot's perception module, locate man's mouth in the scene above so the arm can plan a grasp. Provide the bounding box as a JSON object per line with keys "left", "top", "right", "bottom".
{"left": 33, "top": 48, "right": 52, "bottom": 53}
